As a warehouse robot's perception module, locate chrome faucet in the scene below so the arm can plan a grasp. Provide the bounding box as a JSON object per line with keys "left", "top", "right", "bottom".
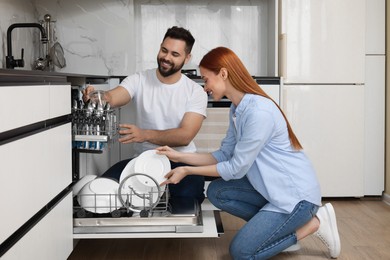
{"left": 6, "top": 23, "right": 48, "bottom": 69}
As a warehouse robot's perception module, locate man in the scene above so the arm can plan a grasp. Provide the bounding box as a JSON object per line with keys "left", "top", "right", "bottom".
{"left": 84, "top": 26, "right": 207, "bottom": 204}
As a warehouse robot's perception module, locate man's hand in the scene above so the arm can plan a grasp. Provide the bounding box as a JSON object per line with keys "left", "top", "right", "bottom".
{"left": 118, "top": 124, "right": 146, "bottom": 144}
{"left": 82, "top": 85, "right": 95, "bottom": 103}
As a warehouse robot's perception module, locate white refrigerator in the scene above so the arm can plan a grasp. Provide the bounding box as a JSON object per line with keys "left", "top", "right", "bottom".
{"left": 278, "top": 0, "right": 367, "bottom": 197}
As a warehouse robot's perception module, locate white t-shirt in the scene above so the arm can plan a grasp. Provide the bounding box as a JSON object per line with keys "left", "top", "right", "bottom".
{"left": 119, "top": 69, "right": 208, "bottom": 155}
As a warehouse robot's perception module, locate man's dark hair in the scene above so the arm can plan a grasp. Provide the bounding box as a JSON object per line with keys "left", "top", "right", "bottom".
{"left": 163, "top": 26, "right": 195, "bottom": 54}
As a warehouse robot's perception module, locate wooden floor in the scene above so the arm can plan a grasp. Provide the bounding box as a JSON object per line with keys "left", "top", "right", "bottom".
{"left": 68, "top": 199, "right": 390, "bottom": 260}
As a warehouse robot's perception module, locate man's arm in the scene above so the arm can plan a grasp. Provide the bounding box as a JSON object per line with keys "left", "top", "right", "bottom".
{"left": 104, "top": 86, "right": 131, "bottom": 107}
{"left": 118, "top": 112, "right": 205, "bottom": 147}
{"left": 84, "top": 85, "right": 131, "bottom": 108}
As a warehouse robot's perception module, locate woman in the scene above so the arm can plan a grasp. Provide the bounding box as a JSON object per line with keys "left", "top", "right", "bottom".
{"left": 157, "top": 47, "right": 340, "bottom": 259}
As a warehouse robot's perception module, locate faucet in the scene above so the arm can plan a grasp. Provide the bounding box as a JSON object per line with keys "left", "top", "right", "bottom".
{"left": 6, "top": 23, "right": 48, "bottom": 69}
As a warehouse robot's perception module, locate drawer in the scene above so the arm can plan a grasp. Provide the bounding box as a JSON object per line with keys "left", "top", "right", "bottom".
{"left": 0, "top": 124, "right": 72, "bottom": 244}
{"left": 0, "top": 85, "right": 50, "bottom": 133}
{"left": 0, "top": 84, "right": 71, "bottom": 133}
{"left": 49, "top": 84, "right": 71, "bottom": 118}
{"left": 2, "top": 193, "right": 73, "bottom": 260}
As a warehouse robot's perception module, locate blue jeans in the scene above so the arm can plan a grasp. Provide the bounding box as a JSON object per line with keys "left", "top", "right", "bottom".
{"left": 207, "top": 177, "right": 319, "bottom": 260}
{"left": 102, "top": 159, "right": 205, "bottom": 204}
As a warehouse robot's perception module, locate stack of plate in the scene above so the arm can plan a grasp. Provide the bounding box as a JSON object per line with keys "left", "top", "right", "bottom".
{"left": 119, "top": 150, "right": 171, "bottom": 211}
{"left": 73, "top": 150, "right": 170, "bottom": 213}
{"left": 74, "top": 175, "right": 122, "bottom": 214}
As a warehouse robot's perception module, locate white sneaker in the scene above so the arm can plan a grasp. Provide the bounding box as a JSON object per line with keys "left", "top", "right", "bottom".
{"left": 282, "top": 243, "right": 301, "bottom": 252}
{"left": 315, "top": 203, "right": 341, "bottom": 258}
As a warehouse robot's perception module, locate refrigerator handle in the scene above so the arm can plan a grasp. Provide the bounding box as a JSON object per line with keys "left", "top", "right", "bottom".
{"left": 279, "top": 33, "right": 287, "bottom": 79}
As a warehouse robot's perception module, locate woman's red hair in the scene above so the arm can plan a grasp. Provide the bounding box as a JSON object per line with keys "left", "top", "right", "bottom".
{"left": 199, "top": 47, "right": 302, "bottom": 150}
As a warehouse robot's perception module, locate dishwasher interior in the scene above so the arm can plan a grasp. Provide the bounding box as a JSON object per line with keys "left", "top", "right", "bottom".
{"left": 70, "top": 84, "right": 222, "bottom": 238}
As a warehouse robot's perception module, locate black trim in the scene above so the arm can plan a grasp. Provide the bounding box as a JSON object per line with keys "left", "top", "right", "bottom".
{"left": 0, "top": 115, "right": 71, "bottom": 146}
{"left": 207, "top": 101, "right": 231, "bottom": 108}
{"left": 254, "top": 77, "right": 281, "bottom": 85}
{"left": 73, "top": 148, "right": 103, "bottom": 154}
{"left": 0, "top": 185, "right": 72, "bottom": 257}
{"left": 72, "top": 149, "right": 80, "bottom": 182}
{"left": 213, "top": 210, "right": 224, "bottom": 236}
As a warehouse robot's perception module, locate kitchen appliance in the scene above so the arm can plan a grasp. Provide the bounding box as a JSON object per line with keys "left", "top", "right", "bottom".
{"left": 71, "top": 90, "right": 117, "bottom": 152}
{"left": 278, "top": 0, "right": 368, "bottom": 196}
{"left": 70, "top": 86, "right": 222, "bottom": 238}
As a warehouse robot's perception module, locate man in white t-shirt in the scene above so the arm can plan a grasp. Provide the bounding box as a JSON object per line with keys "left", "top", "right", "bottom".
{"left": 84, "top": 26, "right": 208, "bottom": 204}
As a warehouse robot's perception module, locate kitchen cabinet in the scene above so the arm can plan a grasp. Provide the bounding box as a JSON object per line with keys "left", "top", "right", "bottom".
{"left": 279, "top": 0, "right": 365, "bottom": 84}
{"left": 0, "top": 83, "right": 73, "bottom": 259}
{"left": 282, "top": 84, "right": 365, "bottom": 197}
{"left": 365, "top": 0, "right": 385, "bottom": 55}
{"left": 277, "top": 0, "right": 387, "bottom": 197}
{"left": 363, "top": 0, "right": 385, "bottom": 195}
{"left": 2, "top": 194, "right": 73, "bottom": 260}
{"left": 364, "top": 56, "right": 385, "bottom": 195}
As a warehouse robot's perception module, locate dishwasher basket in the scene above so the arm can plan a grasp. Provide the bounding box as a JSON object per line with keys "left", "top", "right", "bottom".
{"left": 74, "top": 174, "right": 170, "bottom": 219}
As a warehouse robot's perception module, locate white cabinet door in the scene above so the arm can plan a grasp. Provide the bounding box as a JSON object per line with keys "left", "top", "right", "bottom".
{"left": 282, "top": 84, "right": 365, "bottom": 197}
{"left": 49, "top": 85, "right": 71, "bottom": 118}
{"left": 261, "top": 84, "right": 280, "bottom": 105}
{"left": 2, "top": 193, "right": 73, "bottom": 260}
{"left": 0, "top": 124, "right": 72, "bottom": 244}
{"left": 364, "top": 56, "right": 385, "bottom": 195}
{"left": 0, "top": 86, "right": 50, "bottom": 132}
{"left": 280, "top": 0, "right": 365, "bottom": 84}
{"left": 365, "top": 0, "right": 385, "bottom": 55}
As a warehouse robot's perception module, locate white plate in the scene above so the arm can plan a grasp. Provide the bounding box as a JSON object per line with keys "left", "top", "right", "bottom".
{"left": 72, "top": 174, "right": 97, "bottom": 197}
{"left": 134, "top": 150, "right": 170, "bottom": 187}
{"left": 119, "top": 173, "right": 164, "bottom": 212}
{"left": 78, "top": 177, "right": 122, "bottom": 213}
{"left": 119, "top": 158, "right": 138, "bottom": 183}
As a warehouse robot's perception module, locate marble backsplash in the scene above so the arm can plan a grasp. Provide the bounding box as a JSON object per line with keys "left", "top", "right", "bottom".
{"left": 0, "top": 0, "right": 273, "bottom": 76}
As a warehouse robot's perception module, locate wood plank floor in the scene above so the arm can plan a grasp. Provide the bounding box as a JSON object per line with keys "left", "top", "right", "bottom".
{"left": 68, "top": 199, "right": 390, "bottom": 260}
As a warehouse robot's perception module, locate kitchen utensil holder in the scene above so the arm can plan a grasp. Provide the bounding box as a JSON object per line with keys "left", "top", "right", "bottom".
{"left": 71, "top": 106, "right": 118, "bottom": 152}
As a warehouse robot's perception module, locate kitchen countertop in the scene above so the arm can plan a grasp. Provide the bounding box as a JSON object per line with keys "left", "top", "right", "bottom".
{"left": 0, "top": 68, "right": 113, "bottom": 85}
{"left": 0, "top": 68, "right": 281, "bottom": 86}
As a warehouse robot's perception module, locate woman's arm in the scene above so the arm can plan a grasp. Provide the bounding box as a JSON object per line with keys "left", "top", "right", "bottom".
{"left": 156, "top": 146, "right": 217, "bottom": 166}
{"left": 156, "top": 146, "right": 220, "bottom": 185}
{"left": 161, "top": 164, "right": 219, "bottom": 185}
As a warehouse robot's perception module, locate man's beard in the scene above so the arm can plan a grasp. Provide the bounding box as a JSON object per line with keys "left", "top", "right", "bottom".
{"left": 157, "top": 58, "right": 185, "bottom": 77}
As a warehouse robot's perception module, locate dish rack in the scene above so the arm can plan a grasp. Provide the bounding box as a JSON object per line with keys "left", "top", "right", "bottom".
{"left": 73, "top": 183, "right": 204, "bottom": 234}
{"left": 73, "top": 184, "right": 170, "bottom": 219}
{"left": 71, "top": 101, "right": 118, "bottom": 152}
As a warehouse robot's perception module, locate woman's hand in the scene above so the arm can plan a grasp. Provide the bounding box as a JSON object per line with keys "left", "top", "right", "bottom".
{"left": 156, "top": 146, "right": 182, "bottom": 163}
{"left": 160, "top": 166, "right": 189, "bottom": 185}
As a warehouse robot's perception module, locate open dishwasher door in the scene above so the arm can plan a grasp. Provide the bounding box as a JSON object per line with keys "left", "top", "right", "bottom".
{"left": 72, "top": 195, "right": 223, "bottom": 239}
{"left": 70, "top": 81, "right": 223, "bottom": 239}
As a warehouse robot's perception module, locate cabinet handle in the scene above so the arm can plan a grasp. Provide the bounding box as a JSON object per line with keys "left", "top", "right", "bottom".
{"left": 279, "top": 33, "right": 287, "bottom": 79}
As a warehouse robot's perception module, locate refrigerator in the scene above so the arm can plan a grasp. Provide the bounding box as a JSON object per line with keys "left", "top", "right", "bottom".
{"left": 278, "top": 0, "right": 367, "bottom": 197}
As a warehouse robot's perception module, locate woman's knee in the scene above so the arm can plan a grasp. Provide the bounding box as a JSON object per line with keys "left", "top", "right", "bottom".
{"left": 206, "top": 179, "right": 222, "bottom": 205}
{"left": 229, "top": 236, "right": 251, "bottom": 260}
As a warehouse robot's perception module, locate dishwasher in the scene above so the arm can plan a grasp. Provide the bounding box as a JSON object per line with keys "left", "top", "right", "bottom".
{"left": 70, "top": 85, "right": 223, "bottom": 239}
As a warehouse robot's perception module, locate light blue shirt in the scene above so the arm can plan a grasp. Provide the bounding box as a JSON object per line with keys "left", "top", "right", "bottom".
{"left": 212, "top": 94, "right": 321, "bottom": 214}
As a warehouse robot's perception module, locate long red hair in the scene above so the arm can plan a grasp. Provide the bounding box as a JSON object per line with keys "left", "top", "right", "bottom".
{"left": 199, "top": 47, "right": 302, "bottom": 150}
